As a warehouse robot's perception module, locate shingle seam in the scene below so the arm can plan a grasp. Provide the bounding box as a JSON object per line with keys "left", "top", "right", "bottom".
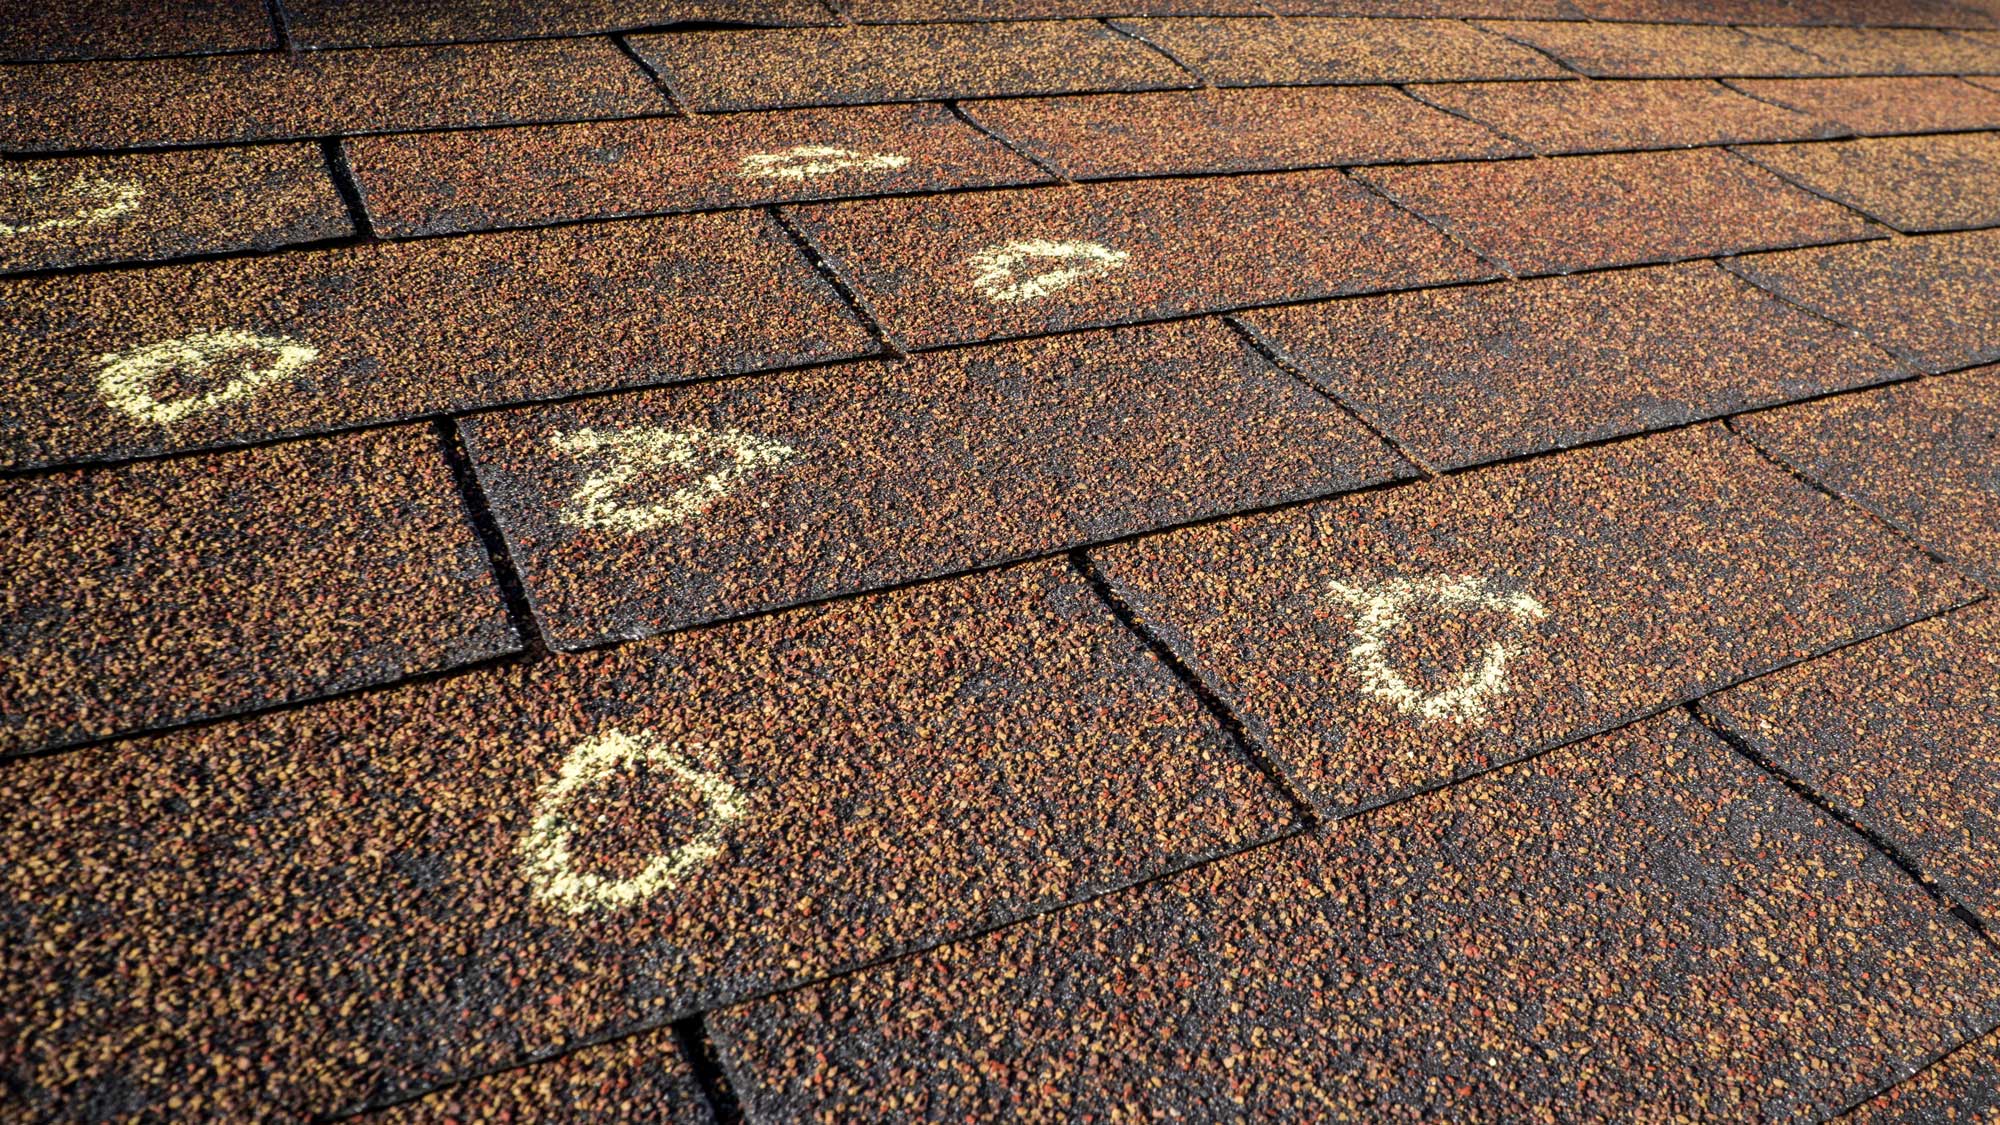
{"left": 1338, "top": 165, "right": 1521, "bottom": 279}
{"left": 1466, "top": 17, "right": 1594, "bottom": 78}
{"left": 266, "top": 0, "right": 295, "bottom": 54}
{"left": 1719, "top": 142, "right": 1903, "bottom": 230}
{"left": 320, "top": 136, "right": 376, "bottom": 239}
{"left": 948, "top": 99, "right": 1074, "bottom": 184}
{"left": 1729, "top": 23, "right": 1844, "bottom": 69}
{"left": 612, "top": 33, "right": 690, "bottom": 116}
{"left": 1223, "top": 314, "right": 1438, "bottom": 477}
{"left": 1101, "top": 17, "right": 1217, "bottom": 89}
{"left": 1072, "top": 548, "right": 1320, "bottom": 822}
{"left": 1831, "top": 1020, "right": 2000, "bottom": 1119}
{"left": 1687, "top": 699, "right": 1995, "bottom": 943}
{"left": 1723, "top": 414, "right": 1999, "bottom": 594}
{"left": 437, "top": 417, "right": 548, "bottom": 657}
{"left": 672, "top": 1015, "right": 745, "bottom": 1125}
{"left": 1393, "top": 81, "right": 1545, "bottom": 153}
{"left": 767, "top": 205, "right": 909, "bottom": 356}
{"left": 325, "top": 817, "right": 1315, "bottom": 1120}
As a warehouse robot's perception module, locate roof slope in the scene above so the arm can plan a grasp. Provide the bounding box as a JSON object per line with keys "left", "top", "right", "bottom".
{"left": 3, "top": 1, "right": 2000, "bottom": 1121}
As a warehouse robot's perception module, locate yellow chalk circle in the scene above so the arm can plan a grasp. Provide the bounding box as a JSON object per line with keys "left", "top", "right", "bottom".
{"left": 550, "top": 425, "right": 796, "bottom": 536}
{"left": 966, "top": 238, "right": 1130, "bottom": 303}
{"left": 739, "top": 145, "right": 911, "bottom": 180}
{"left": 1326, "top": 574, "right": 1549, "bottom": 724}
{"left": 0, "top": 171, "right": 143, "bottom": 236}
{"left": 96, "top": 329, "right": 320, "bottom": 426}
{"left": 519, "top": 728, "right": 749, "bottom": 916}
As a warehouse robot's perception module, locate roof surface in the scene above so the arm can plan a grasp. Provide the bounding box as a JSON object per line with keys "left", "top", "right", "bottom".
{"left": 3, "top": 1, "right": 2000, "bottom": 1121}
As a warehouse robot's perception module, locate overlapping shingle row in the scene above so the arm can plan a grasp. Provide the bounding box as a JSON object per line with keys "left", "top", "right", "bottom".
{"left": 4, "top": 5, "right": 2000, "bottom": 1122}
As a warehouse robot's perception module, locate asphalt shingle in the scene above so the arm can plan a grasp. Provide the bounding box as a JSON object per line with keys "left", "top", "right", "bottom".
{"left": 0, "top": 145, "right": 351, "bottom": 275}
{"left": 1704, "top": 601, "right": 2000, "bottom": 921}
{"left": 0, "top": 0, "right": 274, "bottom": 62}
{"left": 1479, "top": 19, "right": 1836, "bottom": 77}
{"left": 714, "top": 710, "right": 2000, "bottom": 1120}
{"left": 1241, "top": 260, "right": 1904, "bottom": 470}
{"left": 1727, "top": 228, "right": 2000, "bottom": 371}
{"left": 0, "top": 210, "right": 871, "bottom": 470}
{"left": 787, "top": 170, "right": 1494, "bottom": 348}
{"left": 464, "top": 319, "right": 1408, "bottom": 646}
{"left": 849, "top": 0, "right": 1271, "bottom": 17}
{"left": 0, "top": 426, "right": 516, "bottom": 758}
{"left": 1411, "top": 78, "right": 1836, "bottom": 154}
{"left": 1848, "top": 1028, "right": 2000, "bottom": 1124}
{"left": 965, "top": 85, "right": 1525, "bottom": 179}
{"left": 345, "top": 104, "right": 1048, "bottom": 238}
{"left": 0, "top": 559, "right": 1293, "bottom": 1120}
{"left": 1575, "top": 0, "right": 1994, "bottom": 26}
{"left": 375, "top": 1036, "right": 714, "bottom": 1124}
{"left": 1114, "top": 16, "right": 1567, "bottom": 85}
{"left": 1734, "top": 367, "right": 2000, "bottom": 585}
{"left": 1090, "top": 423, "right": 1972, "bottom": 815}
{"left": 1354, "top": 148, "right": 1876, "bottom": 275}
{"left": 1738, "top": 132, "right": 2000, "bottom": 232}
{"left": 1730, "top": 75, "right": 2000, "bottom": 132}
{"left": 629, "top": 21, "right": 1192, "bottom": 112}
{"left": 1753, "top": 24, "right": 2000, "bottom": 73}
{"left": 285, "top": 0, "right": 835, "bottom": 48}
{"left": 0, "top": 40, "right": 664, "bottom": 154}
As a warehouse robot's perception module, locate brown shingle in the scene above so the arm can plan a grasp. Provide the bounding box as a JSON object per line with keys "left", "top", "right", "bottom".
{"left": 465, "top": 319, "right": 1408, "bottom": 646}
{"left": 0, "top": 427, "right": 516, "bottom": 758}
{"left": 0, "top": 558, "right": 1292, "bottom": 1120}
{"left": 1412, "top": 77, "right": 1836, "bottom": 154}
{"left": 1708, "top": 601, "right": 2000, "bottom": 921}
{"left": 345, "top": 104, "right": 1048, "bottom": 238}
{"left": 714, "top": 711, "right": 2000, "bottom": 1120}
{"left": 1115, "top": 16, "right": 1566, "bottom": 85}
{"left": 1242, "top": 261, "right": 1904, "bottom": 470}
{"left": 1753, "top": 24, "right": 2000, "bottom": 73}
{"left": 1731, "top": 75, "right": 2000, "bottom": 132}
{"left": 1090, "top": 423, "right": 1971, "bottom": 814}
{"left": 0, "top": 39, "right": 664, "bottom": 153}
{"left": 1479, "top": 19, "right": 1836, "bottom": 76}
{"left": 787, "top": 170, "right": 1493, "bottom": 348}
{"left": 376, "top": 1035, "right": 714, "bottom": 1123}
{"left": 0, "top": 0, "right": 273, "bottom": 62}
{"left": 0, "top": 210, "right": 871, "bottom": 471}
{"left": 1740, "top": 133, "right": 2000, "bottom": 232}
{"left": 629, "top": 21, "right": 1191, "bottom": 112}
{"left": 966, "top": 85, "right": 1522, "bottom": 179}
{"left": 848, "top": 0, "right": 1270, "bottom": 18}
{"left": 1354, "top": 148, "right": 1875, "bottom": 275}
{"left": 286, "top": 0, "right": 833, "bottom": 48}
{"left": 1577, "top": 0, "right": 1995, "bottom": 26}
{"left": 1734, "top": 367, "right": 2000, "bottom": 584}
{"left": 1727, "top": 228, "right": 2000, "bottom": 370}
{"left": 0, "top": 144, "right": 350, "bottom": 275}
{"left": 1272, "top": 0, "right": 1583, "bottom": 13}
{"left": 1847, "top": 1028, "right": 2000, "bottom": 1124}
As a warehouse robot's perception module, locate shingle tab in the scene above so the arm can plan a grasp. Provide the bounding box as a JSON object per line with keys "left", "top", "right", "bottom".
{"left": 0, "top": 427, "right": 516, "bottom": 758}
{"left": 1242, "top": 261, "right": 1903, "bottom": 470}
{"left": 0, "top": 39, "right": 664, "bottom": 153}
{"left": 1739, "top": 133, "right": 2000, "bottom": 232}
{"left": 1479, "top": 19, "right": 1836, "bottom": 76}
{"left": 376, "top": 1036, "right": 714, "bottom": 1123}
{"left": 1115, "top": 16, "right": 1566, "bottom": 85}
{"left": 714, "top": 711, "right": 2000, "bottom": 1121}
{"left": 966, "top": 85, "right": 1524, "bottom": 179}
{"left": 1704, "top": 603, "right": 2000, "bottom": 916}
{"left": 849, "top": 0, "right": 1270, "bottom": 18}
{"left": 0, "top": 210, "right": 872, "bottom": 471}
{"left": 1727, "top": 228, "right": 2000, "bottom": 371}
{"left": 0, "top": 144, "right": 350, "bottom": 275}
{"left": 0, "top": 0, "right": 274, "bottom": 62}
{"left": 1272, "top": 0, "right": 1583, "bottom": 13}
{"left": 1090, "top": 423, "right": 1971, "bottom": 814}
{"left": 1848, "top": 1028, "right": 2000, "bottom": 1124}
{"left": 1731, "top": 75, "right": 2000, "bottom": 133}
{"left": 629, "top": 21, "right": 1191, "bottom": 112}
{"left": 1734, "top": 367, "right": 2000, "bottom": 584}
{"left": 1412, "top": 77, "right": 1836, "bottom": 154}
{"left": 0, "top": 559, "right": 1293, "bottom": 1120}
{"left": 787, "top": 170, "right": 1494, "bottom": 348}
{"left": 286, "top": 0, "right": 834, "bottom": 48}
{"left": 466, "top": 319, "right": 1408, "bottom": 646}
{"left": 1355, "top": 148, "right": 1875, "bottom": 275}
{"left": 346, "top": 104, "right": 1048, "bottom": 238}
{"left": 1577, "top": 0, "right": 1994, "bottom": 27}
{"left": 1754, "top": 25, "right": 2000, "bottom": 74}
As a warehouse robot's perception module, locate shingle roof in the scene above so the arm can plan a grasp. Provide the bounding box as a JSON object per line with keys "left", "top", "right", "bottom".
{"left": 3, "top": 2, "right": 2000, "bottom": 1121}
